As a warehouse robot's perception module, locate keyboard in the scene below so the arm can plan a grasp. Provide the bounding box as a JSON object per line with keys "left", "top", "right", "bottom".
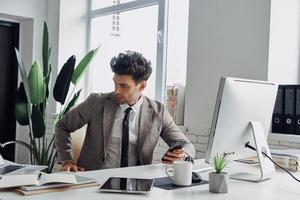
{"left": 193, "top": 162, "right": 214, "bottom": 173}
{"left": 0, "top": 165, "right": 26, "bottom": 175}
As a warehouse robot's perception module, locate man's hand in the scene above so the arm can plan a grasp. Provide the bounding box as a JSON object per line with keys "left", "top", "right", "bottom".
{"left": 61, "top": 161, "right": 85, "bottom": 172}
{"left": 161, "top": 148, "right": 185, "bottom": 164}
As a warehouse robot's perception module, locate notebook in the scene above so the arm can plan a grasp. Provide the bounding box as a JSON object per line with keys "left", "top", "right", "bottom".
{"left": 15, "top": 174, "right": 99, "bottom": 196}
{"left": 0, "top": 172, "right": 77, "bottom": 189}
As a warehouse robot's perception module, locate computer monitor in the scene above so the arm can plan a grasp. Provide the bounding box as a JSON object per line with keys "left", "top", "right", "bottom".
{"left": 205, "top": 76, "right": 278, "bottom": 182}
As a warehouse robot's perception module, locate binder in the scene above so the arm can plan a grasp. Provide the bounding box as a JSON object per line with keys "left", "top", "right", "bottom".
{"left": 295, "top": 85, "right": 300, "bottom": 135}
{"left": 272, "top": 85, "right": 284, "bottom": 133}
{"left": 283, "top": 85, "right": 296, "bottom": 134}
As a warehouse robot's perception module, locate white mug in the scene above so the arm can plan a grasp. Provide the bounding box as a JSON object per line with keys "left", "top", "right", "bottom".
{"left": 165, "top": 160, "right": 193, "bottom": 186}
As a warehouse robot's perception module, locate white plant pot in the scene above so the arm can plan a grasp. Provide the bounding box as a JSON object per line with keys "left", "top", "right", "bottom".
{"left": 209, "top": 172, "right": 228, "bottom": 193}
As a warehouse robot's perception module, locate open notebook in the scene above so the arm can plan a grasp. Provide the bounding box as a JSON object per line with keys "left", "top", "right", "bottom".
{"left": 0, "top": 173, "right": 77, "bottom": 189}
{"left": 20, "top": 173, "right": 97, "bottom": 191}
{"left": 16, "top": 174, "right": 99, "bottom": 196}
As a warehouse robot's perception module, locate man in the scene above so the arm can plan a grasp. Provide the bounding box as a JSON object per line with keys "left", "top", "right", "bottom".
{"left": 55, "top": 51, "right": 195, "bottom": 172}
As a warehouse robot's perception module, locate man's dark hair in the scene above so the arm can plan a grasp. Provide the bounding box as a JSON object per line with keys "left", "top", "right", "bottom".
{"left": 110, "top": 51, "right": 152, "bottom": 83}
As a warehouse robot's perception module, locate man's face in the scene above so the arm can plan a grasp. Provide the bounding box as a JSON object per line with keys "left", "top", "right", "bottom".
{"left": 113, "top": 74, "right": 146, "bottom": 105}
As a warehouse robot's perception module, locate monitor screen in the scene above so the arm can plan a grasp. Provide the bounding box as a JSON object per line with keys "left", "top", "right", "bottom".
{"left": 205, "top": 77, "right": 278, "bottom": 163}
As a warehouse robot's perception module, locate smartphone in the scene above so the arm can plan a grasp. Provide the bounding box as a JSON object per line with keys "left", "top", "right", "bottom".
{"left": 168, "top": 144, "right": 183, "bottom": 152}
{"left": 161, "top": 142, "right": 185, "bottom": 162}
{"left": 168, "top": 141, "right": 186, "bottom": 152}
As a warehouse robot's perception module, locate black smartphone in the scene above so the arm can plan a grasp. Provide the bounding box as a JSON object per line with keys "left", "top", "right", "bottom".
{"left": 168, "top": 141, "right": 186, "bottom": 152}
{"left": 161, "top": 141, "right": 186, "bottom": 162}
{"left": 168, "top": 144, "right": 183, "bottom": 152}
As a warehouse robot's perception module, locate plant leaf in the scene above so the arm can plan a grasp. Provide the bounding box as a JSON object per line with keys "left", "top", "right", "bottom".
{"left": 42, "top": 22, "right": 49, "bottom": 77}
{"left": 31, "top": 105, "right": 46, "bottom": 138}
{"left": 28, "top": 61, "right": 45, "bottom": 104}
{"left": 15, "top": 48, "right": 31, "bottom": 104}
{"left": 213, "top": 153, "right": 229, "bottom": 173}
{"left": 48, "top": 47, "right": 52, "bottom": 58}
{"left": 71, "top": 46, "right": 99, "bottom": 85}
{"left": 44, "top": 64, "right": 52, "bottom": 99}
{"left": 53, "top": 56, "right": 76, "bottom": 104}
{"left": 15, "top": 83, "right": 29, "bottom": 125}
{"left": 63, "top": 89, "right": 82, "bottom": 115}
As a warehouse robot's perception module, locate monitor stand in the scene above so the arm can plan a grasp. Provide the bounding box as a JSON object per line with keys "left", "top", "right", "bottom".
{"left": 230, "top": 121, "right": 276, "bottom": 182}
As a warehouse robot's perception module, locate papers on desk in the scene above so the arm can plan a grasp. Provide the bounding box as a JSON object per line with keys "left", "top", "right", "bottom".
{"left": 270, "top": 149, "right": 300, "bottom": 172}
{"left": 235, "top": 149, "right": 300, "bottom": 172}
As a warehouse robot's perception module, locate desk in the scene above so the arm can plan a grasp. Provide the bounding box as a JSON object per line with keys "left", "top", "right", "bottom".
{"left": 1, "top": 159, "right": 299, "bottom": 199}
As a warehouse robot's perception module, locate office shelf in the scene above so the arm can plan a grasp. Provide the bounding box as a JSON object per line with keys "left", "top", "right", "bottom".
{"left": 269, "top": 133, "right": 300, "bottom": 143}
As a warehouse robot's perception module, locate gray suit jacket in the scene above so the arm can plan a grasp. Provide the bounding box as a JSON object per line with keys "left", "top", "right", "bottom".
{"left": 55, "top": 92, "right": 195, "bottom": 170}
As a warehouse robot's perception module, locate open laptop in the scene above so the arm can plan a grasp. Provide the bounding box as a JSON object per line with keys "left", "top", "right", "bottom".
{"left": 99, "top": 177, "right": 154, "bottom": 194}
{"left": 0, "top": 154, "right": 47, "bottom": 176}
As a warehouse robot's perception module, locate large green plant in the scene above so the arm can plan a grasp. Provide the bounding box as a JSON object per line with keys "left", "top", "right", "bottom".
{"left": 14, "top": 22, "right": 99, "bottom": 172}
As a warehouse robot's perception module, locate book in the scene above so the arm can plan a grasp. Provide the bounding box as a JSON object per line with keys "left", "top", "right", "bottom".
{"left": 0, "top": 172, "right": 76, "bottom": 189}
{"left": 237, "top": 150, "right": 300, "bottom": 172}
{"left": 19, "top": 173, "right": 97, "bottom": 191}
{"left": 271, "top": 156, "right": 299, "bottom": 171}
{"left": 15, "top": 174, "right": 99, "bottom": 196}
{"left": 16, "top": 182, "right": 100, "bottom": 196}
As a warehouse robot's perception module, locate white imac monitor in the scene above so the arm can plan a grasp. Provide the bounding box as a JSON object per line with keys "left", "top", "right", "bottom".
{"left": 205, "top": 77, "right": 278, "bottom": 182}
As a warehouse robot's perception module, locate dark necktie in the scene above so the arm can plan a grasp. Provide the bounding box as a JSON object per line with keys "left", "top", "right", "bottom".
{"left": 120, "top": 107, "right": 132, "bottom": 168}
{"left": 120, "top": 107, "right": 132, "bottom": 189}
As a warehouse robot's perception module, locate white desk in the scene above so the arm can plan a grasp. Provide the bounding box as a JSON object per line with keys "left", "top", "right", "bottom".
{"left": 1, "top": 159, "right": 299, "bottom": 200}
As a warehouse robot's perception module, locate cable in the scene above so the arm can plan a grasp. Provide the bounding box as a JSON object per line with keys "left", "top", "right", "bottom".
{"left": 245, "top": 142, "right": 300, "bottom": 182}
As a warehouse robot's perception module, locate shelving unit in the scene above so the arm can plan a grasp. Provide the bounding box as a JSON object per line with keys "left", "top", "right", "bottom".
{"left": 268, "top": 133, "right": 300, "bottom": 143}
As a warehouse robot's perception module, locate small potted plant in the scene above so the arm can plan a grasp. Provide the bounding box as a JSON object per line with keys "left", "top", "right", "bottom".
{"left": 209, "top": 153, "right": 229, "bottom": 193}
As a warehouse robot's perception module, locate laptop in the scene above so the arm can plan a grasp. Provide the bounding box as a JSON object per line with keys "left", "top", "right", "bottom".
{"left": 99, "top": 177, "right": 154, "bottom": 194}
{"left": 0, "top": 154, "right": 47, "bottom": 176}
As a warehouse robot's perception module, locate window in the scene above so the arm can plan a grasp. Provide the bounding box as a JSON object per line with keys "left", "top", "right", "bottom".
{"left": 164, "top": 0, "right": 189, "bottom": 125}
{"left": 92, "top": 0, "right": 136, "bottom": 10}
{"left": 88, "top": 0, "right": 190, "bottom": 106}
{"left": 165, "top": 0, "right": 189, "bottom": 87}
{"left": 88, "top": 0, "right": 167, "bottom": 101}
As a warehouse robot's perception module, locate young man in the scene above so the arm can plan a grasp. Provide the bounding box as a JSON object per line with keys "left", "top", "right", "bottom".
{"left": 55, "top": 51, "right": 195, "bottom": 172}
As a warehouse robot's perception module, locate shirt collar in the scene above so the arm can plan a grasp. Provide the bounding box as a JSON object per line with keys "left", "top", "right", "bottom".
{"left": 120, "top": 95, "right": 143, "bottom": 114}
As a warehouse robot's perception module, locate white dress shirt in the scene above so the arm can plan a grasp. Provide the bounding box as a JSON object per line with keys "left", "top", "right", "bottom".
{"left": 101, "top": 96, "right": 143, "bottom": 169}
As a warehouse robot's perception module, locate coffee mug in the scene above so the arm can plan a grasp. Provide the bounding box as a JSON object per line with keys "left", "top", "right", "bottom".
{"left": 165, "top": 160, "right": 193, "bottom": 186}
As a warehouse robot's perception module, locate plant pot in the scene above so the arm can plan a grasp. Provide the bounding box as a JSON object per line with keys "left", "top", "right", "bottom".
{"left": 209, "top": 172, "right": 228, "bottom": 193}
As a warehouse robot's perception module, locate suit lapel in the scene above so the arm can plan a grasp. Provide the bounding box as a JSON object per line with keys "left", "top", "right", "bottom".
{"left": 137, "top": 96, "right": 153, "bottom": 162}
{"left": 103, "top": 93, "right": 119, "bottom": 157}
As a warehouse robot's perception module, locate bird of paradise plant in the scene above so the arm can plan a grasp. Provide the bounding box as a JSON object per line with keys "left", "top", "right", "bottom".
{"left": 13, "top": 22, "right": 99, "bottom": 172}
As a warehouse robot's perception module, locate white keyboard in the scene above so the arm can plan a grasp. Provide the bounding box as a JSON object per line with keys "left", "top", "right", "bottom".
{"left": 193, "top": 162, "right": 214, "bottom": 173}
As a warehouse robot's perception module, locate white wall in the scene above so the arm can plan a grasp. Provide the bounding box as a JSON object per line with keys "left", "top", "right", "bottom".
{"left": 267, "top": 0, "right": 300, "bottom": 148}
{"left": 58, "top": 0, "right": 89, "bottom": 68}
{"left": 268, "top": 0, "right": 300, "bottom": 84}
{"left": 57, "top": 0, "right": 89, "bottom": 102}
{"left": 184, "top": 0, "right": 271, "bottom": 131}
{"left": 0, "top": 0, "right": 47, "bottom": 62}
{"left": 46, "top": 0, "right": 60, "bottom": 113}
{"left": 0, "top": 0, "right": 90, "bottom": 163}
{"left": 0, "top": 0, "right": 48, "bottom": 163}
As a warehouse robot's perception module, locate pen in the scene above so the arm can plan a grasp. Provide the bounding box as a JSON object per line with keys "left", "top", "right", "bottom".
{"left": 37, "top": 172, "right": 42, "bottom": 180}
